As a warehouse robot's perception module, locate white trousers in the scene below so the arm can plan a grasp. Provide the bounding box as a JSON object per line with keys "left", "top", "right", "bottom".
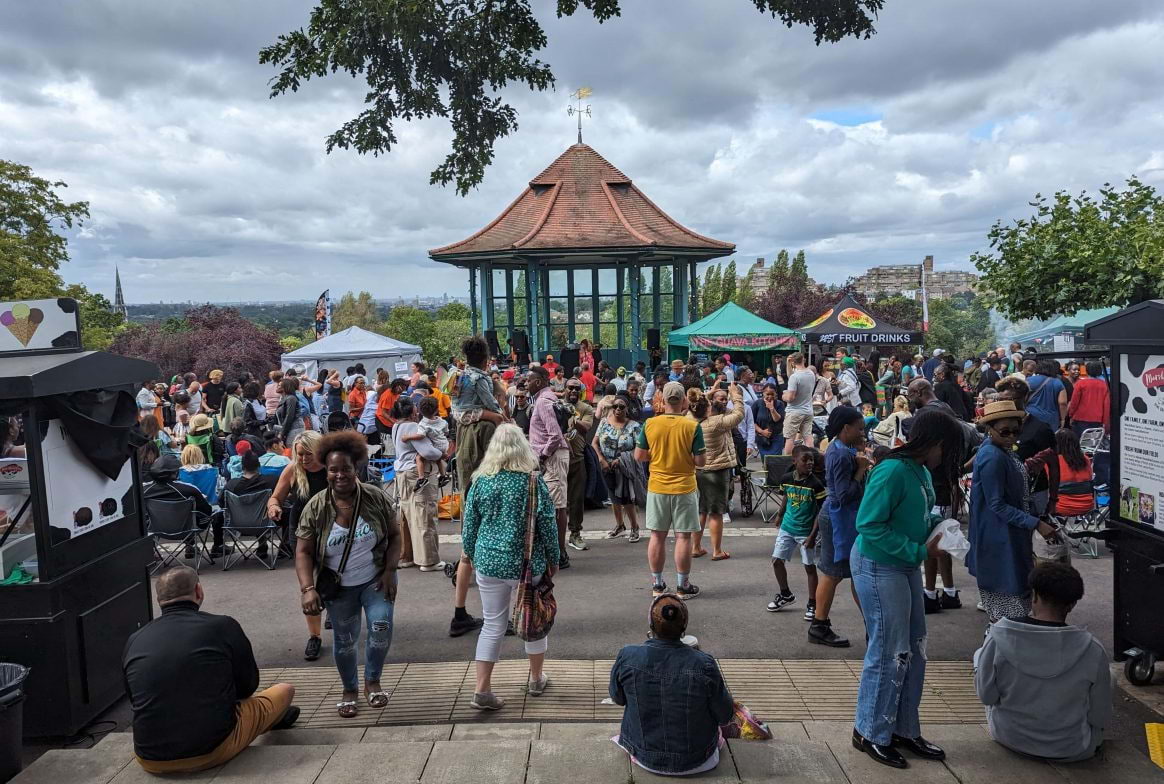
{"left": 474, "top": 572, "right": 549, "bottom": 662}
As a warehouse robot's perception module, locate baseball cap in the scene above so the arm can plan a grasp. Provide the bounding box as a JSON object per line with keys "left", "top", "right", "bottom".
{"left": 663, "top": 381, "right": 685, "bottom": 402}
{"left": 933, "top": 348, "right": 945, "bottom": 356}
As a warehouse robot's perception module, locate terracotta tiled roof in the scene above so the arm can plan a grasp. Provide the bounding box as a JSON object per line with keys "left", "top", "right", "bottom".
{"left": 430, "top": 144, "right": 734, "bottom": 258}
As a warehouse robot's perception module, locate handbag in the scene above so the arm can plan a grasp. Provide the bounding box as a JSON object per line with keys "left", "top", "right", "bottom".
{"left": 315, "top": 487, "right": 363, "bottom": 602}
{"left": 511, "top": 473, "right": 557, "bottom": 642}
{"left": 721, "top": 701, "right": 774, "bottom": 740}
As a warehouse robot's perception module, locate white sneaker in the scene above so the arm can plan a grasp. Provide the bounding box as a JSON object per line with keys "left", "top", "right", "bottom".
{"left": 527, "top": 674, "right": 550, "bottom": 696}
{"left": 976, "top": 600, "right": 985, "bottom": 612}
{"left": 419, "top": 561, "right": 448, "bottom": 572}
{"left": 722, "top": 512, "right": 732, "bottom": 523}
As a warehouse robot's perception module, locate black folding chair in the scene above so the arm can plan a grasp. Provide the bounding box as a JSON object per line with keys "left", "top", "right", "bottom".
{"left": 144, "top": 497, "right": 213, "bottom": 573}
{"left": 221, "top": 490, "right": 280, "bottom": 570}
{"left": 752, "top": 454, "right": 793, "bottom": 524}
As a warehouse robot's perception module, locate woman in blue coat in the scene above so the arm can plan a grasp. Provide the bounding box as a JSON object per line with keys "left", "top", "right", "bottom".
{"left": 967, "top": 400, "right": 1057, "bottom": 623}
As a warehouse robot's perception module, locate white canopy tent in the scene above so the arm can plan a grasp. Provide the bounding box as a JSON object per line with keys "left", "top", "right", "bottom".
{"left": 280, "top": 326, "right": 422, "bottom": 380}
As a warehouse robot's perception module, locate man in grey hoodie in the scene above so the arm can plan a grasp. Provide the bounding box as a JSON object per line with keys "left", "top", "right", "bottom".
{"left": 973, "top": 562, "right": 1111, "bottom": 762}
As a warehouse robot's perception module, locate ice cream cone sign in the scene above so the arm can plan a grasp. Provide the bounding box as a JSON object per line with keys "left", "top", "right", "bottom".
{"left": 1, "top": 303, "right": 45, "bottom": 346}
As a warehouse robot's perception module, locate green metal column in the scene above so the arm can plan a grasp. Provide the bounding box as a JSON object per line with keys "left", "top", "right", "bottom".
{"left": 469, "top": 264, "right": 479, "bottom": 334}
{"left": 676, "top": 262, "right": 689, "bottom": 326}
{"left": 630, "top": 260, "right": 641, "bottom": 358}
{"left": 689, "top": 261, "right": 699, "bottom": 321}
{"left": 482, "top": 263, "right": 494, "bottom": 330}
{"left": 526, "top": 259, "right": 540, "bottom": 358}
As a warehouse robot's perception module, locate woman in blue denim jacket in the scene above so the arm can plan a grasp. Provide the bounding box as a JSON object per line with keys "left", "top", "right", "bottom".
{"left": 609, "top": 595, "right": 734, "bottom": 776}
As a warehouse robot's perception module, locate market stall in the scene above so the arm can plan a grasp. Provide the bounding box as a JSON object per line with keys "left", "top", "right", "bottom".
{"left": 1006, "top": 306, "right": 1119, "bottom": 353}
{"left": 667, "top": 302, "right": 798, "bottom": 373}
{"left": 1082, "top": 300, "right": 1164, "bottom": 685}
{"left": 280, "top": 325, "right": 422, "bottom": 380}
{"left": 0, "top": 297, "right": 158, "bottom": 736}
{"left": 798, "top": 294, "right": 923, "bottom": 366}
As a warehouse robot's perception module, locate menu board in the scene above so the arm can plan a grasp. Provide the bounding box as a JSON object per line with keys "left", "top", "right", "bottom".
{"left": 1117, "top": 353, "right": 1164, "bottom": 531}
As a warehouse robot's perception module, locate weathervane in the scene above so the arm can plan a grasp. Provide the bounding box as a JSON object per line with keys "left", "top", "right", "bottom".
{"left": 568, "top": 87, "right": 592, "bottom": 144}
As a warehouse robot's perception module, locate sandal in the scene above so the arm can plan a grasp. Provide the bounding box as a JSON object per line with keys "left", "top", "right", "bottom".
{"left": 692, "top": 548, "right": 708, "bottom": 558}
{"left": 711, "top": 552, "right": 731, "bottom": 561}
{"left": 605, "top": 525, "right": 625, "bottom": 539}
{"left": 336, "top": 700, "right": 358, "bottom": 718}
{"left": 366, "top": 691, "right": 388, "bottom": 708}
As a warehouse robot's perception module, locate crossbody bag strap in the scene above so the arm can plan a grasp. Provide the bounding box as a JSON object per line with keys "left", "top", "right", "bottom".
{"left": 523, "top": 473, "right": 538, "bottom": 561}
{"left": 331, "top": 484, "right": 364, "bottom": 575}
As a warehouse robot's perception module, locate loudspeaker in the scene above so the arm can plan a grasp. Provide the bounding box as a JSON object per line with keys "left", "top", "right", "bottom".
{"left": 484, "top": 330, "right": 501, "bottom": 358}
{"left": 647, "top": 328, "right": 661, "bottom": 351}
{"left": 559, "top": 347, "right": 580, "bottom": 373}
{"left": 512, "top": 329, "right": 530, "bottom": 363}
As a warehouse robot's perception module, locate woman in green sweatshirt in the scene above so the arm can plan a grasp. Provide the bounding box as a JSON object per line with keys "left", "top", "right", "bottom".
{"left": 850, "top": 408, "right": 966, "bottom": 770}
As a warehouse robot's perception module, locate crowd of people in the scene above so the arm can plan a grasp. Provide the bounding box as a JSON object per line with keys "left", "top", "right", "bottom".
{"left": 123, "top": 336, "right": 1114, "bottom": 776}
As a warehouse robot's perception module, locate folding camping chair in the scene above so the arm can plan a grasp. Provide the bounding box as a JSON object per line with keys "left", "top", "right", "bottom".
{"left": 221, "top": 489, "right": 281, "bottom": 570}
{"left": 179, "top": 466, "right": 220, "bottom": 506}
{"left": 752, "top": 454, "right": 792, "bottom": 524}
{"left": 144, "top": 496, "right": 214, "bottom": 573}
{"left": 368, "top": 456, "right": 397, "bottom": 503}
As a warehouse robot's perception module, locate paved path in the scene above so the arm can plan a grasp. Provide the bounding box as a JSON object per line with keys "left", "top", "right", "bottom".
{"left": 255, "top": 658, "right": 981, "bottom": 729}
{"left": 16, "top": 721, "right": 1164, "bottom": 783}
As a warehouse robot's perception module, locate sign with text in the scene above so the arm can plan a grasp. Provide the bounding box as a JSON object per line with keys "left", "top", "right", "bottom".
{"left": 690, "top": 334, "right": 799, "bottom": 351}
{"left": 1118, "top": 353, "right": 1164, "bottom": 532}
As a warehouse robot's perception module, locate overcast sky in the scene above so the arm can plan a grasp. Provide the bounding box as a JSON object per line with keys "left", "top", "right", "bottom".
{"left": 3, "top": 1, "right": 1163, "bottom": 304}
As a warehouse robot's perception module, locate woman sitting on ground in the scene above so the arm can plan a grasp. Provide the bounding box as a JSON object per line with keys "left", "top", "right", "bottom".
{"left": 609, "top": 595, "right": 735, "bottom": 776}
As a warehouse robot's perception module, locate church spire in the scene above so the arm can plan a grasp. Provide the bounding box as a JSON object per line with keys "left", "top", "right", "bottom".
{"left": 113, "top": 265, "right": 128, "bottom": 318}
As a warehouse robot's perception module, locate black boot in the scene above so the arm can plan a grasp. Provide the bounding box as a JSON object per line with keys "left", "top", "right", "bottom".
{"left": 892, "top": 734, "right": 946, "bottom": 760}
{"left": 808, "top": 618, "right": 851, "bottom": 647}
{"left": 853, "top": 729, "right": 907, "bottom": 769}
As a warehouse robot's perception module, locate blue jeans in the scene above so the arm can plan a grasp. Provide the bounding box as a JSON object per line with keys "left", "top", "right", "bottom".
{"left": 851, "top": 548, "right": 926, "bottom": 745}
{"left": 324, "top": 578, "right": 395, "bottom": 692}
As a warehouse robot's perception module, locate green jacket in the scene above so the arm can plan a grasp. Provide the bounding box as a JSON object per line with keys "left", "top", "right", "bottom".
{"left": 855, "top": 457, "right": 940, "bottom": 568}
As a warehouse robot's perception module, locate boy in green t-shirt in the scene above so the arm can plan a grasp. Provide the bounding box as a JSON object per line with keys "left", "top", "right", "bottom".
{"left": 767, "top": 445, "right": 826, "bottom": 615}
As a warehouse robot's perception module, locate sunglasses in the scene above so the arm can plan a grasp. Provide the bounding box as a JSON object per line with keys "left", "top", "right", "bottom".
{"left": 566, "top": 385, "right": 583, "bottom": 391}
{"left": 612, "top": 404, "right": 627, "bottom": 410}
{"left": 992, "top": 427, "right": 1020, "bottom": 437}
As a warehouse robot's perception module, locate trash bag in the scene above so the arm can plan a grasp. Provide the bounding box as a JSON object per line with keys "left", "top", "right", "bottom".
{"left": 437, "top": 493, "right": 462, "bottom": 521}
{"left": 927, "top": 519, "right": 971, "bottom": 561}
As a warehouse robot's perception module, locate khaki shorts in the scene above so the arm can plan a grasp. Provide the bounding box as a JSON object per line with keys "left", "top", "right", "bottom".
{"left": 646, "top": 491, "right": 701, "bottom": 533}
{"left": 542, "top": 447, "right": 570, "bottom": 509}
{"left": 783, "top": 411, "right": 813, "bottom": 441}
{"left": 136, "top": 684, "right": 295, "bottom": 774}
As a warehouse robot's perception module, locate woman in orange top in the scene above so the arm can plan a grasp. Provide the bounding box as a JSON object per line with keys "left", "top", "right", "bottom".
{"left": 376, "top": 378, "right": 409, "bottom": 436}
{"left": 347, "top": 377, "right": 367, "bottom": 428}
{"left": 1052, "top": 428, "right": 1094, "bottom": 516}
{"left": 425, "top": 372, "right": 452, "bottom": 418}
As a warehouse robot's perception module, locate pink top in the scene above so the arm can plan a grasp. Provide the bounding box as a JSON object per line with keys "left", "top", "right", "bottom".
{"left": 528, "top": 386, "right": 567, "bottom": 459}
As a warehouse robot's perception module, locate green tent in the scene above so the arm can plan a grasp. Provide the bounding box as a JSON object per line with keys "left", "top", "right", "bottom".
{"left": 1006, "top": 306, "right": 1121, "bottom": 348}
{"left": 668, "top": 302, "right": 799, "bottom": 364}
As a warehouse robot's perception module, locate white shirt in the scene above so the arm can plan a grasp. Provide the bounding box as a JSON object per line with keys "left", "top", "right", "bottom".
{"left": 324, "top": 518, "right": 378, "bottom": 586}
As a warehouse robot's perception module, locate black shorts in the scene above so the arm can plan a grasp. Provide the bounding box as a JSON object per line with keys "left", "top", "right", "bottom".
{"left": 814, "top": 506, "right": 851, "bottom": 580}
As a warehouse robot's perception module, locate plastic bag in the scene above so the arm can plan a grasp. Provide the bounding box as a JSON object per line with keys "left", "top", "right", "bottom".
{"left": 721, "top": 701, "right": 773, "bottom": 740}
{"left": 437, "top": 493, "right": 462, "bottom": 520}
{"left": 927, "top": 518, "right": 970, "bottom": 561}
{"left": 1033, "top": 527, "right": 1071, "bottom": 565}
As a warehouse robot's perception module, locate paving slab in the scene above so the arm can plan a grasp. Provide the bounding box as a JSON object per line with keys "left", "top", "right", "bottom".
{"left": 420, "top": 740, "right": 530, "bottom": 784}
{"left": 363, "top": 725, "right": 454, "bottom": 742}
{"left": 109, "top": 760, "right": 223, "bottom": 784}
{"left": 92, "top": 732, "right": 136, "bottom": 757}
{"left": 729, "top": 739, "right": 848, "bottom": 783}
{"left": 803, "top": 720, "right": 988, "bottom": 742}
{"left": 1050, "top": 740, "right": 1164, "bottom": 782}
{"left": 527, "top": 740, "right": 629, "bottom": 784}
{"left": 12, "top": 749, "right": 133, "bottom": 784}
{"left": 537, "top": 722, "right": 622, "bottom": 740}
{"left": 449, "top": 722, "right": 541, "bottom": 741}
{"left": 939, "top": 739, "right": 1067, "bottom": 783}
{"left": 255, "top": 728, "right": 367, "bottom": 745}
{"left": 214, "top": 745, "right": 336, "bottom": 784}
{"left": 630, "top": 751, "right": 740, "bottom": 784}
{"left": 315, "top": 743, "right": 433, "bottom": 784}
{"left": 823, "top": 738, "right": 960, "bottom": 784}
{"left": 765, "top": 722, "right": 810, "bottom": 741}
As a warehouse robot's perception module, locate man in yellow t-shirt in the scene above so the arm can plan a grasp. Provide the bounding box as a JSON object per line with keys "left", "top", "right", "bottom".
{"left": 635, "top": 381, "right": 706, "bottom": 600}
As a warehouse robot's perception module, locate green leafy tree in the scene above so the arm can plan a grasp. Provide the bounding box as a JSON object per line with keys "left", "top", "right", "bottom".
{"left": 63, "top": 285, "right": 124, "bottom": 350}
{"left": 790, "top": 249, "right": 809, "bottom": 289}
{"left": 720, "top": 260, "right": 737, "bottom": 307}
{"left": 701, "top": 264, "right": 722, "bottom": 314}
{"left": 766, "top": 249, "right": 790, "bottom": 291}
{"left": 736, "top": 265, "right": 756, "bottom": 311}
{"left": 435, "top": 302, "right": 470, "bottom": 321}
{"left": 331, "top": 290, "right": 382, "bottom": 331}
{"left": 972, "top": 177, "right": 1164, "bottom": 320}
{"left": 923, "top": 295, "right": 996, "bottom": 359}
{"left": 261, "top": 1, "right": 885, "bottom": 195}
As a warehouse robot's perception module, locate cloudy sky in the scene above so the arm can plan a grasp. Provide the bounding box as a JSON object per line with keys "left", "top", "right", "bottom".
{"left": 3, "top": 1, "right": 1163, "bottom": 304}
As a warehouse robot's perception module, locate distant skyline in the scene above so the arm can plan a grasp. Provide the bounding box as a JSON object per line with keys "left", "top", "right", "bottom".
{"left": 4, "top": 1, "right": 1164, "bottom": 304}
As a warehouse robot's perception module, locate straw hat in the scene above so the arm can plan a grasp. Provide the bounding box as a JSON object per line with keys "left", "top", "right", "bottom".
{"left": 189, "top": 413, "right": 214, "bottom": 434}
{"left": 976, "top": 400, "right": 1026, "bottom": 427}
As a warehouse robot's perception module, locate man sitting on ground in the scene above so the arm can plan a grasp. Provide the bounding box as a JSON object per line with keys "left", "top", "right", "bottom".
{"left": 123, "top": 566, "right": 298, "bottom": 773}
{"left": 973, "top": 562, "right": 1111, "bottom": 762}
{"left": 609, "top": 594, "right": 735, "bottom": 776}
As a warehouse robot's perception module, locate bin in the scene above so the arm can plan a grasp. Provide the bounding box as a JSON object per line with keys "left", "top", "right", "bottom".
{"left": 0, "top": 663, "right": 29, "bottom": 784}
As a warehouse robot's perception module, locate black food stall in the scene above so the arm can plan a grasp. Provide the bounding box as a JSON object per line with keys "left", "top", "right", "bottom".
{"left": 0, "top": 297, "right": 159, "bottom": 736}
{"left": 1083, "top": 300, "right": 1164, "bottom": 685}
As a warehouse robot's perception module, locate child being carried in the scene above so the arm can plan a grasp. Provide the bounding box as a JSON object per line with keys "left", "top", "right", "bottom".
{"left": 401, "top": 396, "right": 452, "bottom": 491}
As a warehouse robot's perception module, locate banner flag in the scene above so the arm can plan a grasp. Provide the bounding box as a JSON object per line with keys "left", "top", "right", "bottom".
{"left": 314, "top": 290, "right": 331, "bottom": 340}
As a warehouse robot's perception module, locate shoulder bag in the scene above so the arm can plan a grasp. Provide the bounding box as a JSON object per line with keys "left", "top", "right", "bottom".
{"left": 511, "top": 473, "right": 557, "bottom": 641}
{"left": 314, "top": 487, "right": 363, "bottom": 602}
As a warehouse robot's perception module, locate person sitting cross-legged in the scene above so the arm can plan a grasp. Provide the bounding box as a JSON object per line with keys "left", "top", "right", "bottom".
{"left": 974, "top": 561, "right": 1111, "bottom": 763}
{"left": 123, "top": 566, "right": 298, "bottom": 773}
{"left": 609, "top": 595, "right": 735, "bottom": 777}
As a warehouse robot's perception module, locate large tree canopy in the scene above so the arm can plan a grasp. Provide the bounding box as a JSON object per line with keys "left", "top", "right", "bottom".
{"left": 260, "top": 0, "right": 884, "bottom": 195}
{"left": 972, "top": 177, "right": 1164, "bottom": 320}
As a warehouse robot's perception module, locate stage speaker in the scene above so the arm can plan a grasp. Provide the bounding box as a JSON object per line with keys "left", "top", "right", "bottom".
{"left": 647, "top": 328, "right": 661, "bottom": 351}
{"left": 560, "top": 347, "right": 580, "bottom": 373}
{"left": 512, "top": 329, "right": 530, "bottom": 363}
{"left": 484, "top": 330, "right": 501, "bottom": 358}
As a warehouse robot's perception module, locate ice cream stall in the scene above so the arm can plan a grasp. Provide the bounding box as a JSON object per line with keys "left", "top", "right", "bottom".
{"left": 0, "top": 297, "right": 158, "bottom": 736}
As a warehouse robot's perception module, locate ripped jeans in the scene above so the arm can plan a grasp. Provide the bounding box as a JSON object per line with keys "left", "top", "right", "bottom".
{"left": 324, "top": 579, "right": 395, "bottom": 692}
{"left": 851, "top": 548, "right": 926, "bottom": 745}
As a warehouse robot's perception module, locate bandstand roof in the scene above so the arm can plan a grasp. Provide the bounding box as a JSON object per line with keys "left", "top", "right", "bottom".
{"left": 429, "top": 143, "right": 734, "bottom": 265}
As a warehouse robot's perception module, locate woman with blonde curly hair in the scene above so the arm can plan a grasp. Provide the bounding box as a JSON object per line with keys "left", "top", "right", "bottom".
{"left": 268, "top": 430, "right": 330, "bottom": 660}
{"left": 461, "top": 423, "right": 559, "bottom": 711}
